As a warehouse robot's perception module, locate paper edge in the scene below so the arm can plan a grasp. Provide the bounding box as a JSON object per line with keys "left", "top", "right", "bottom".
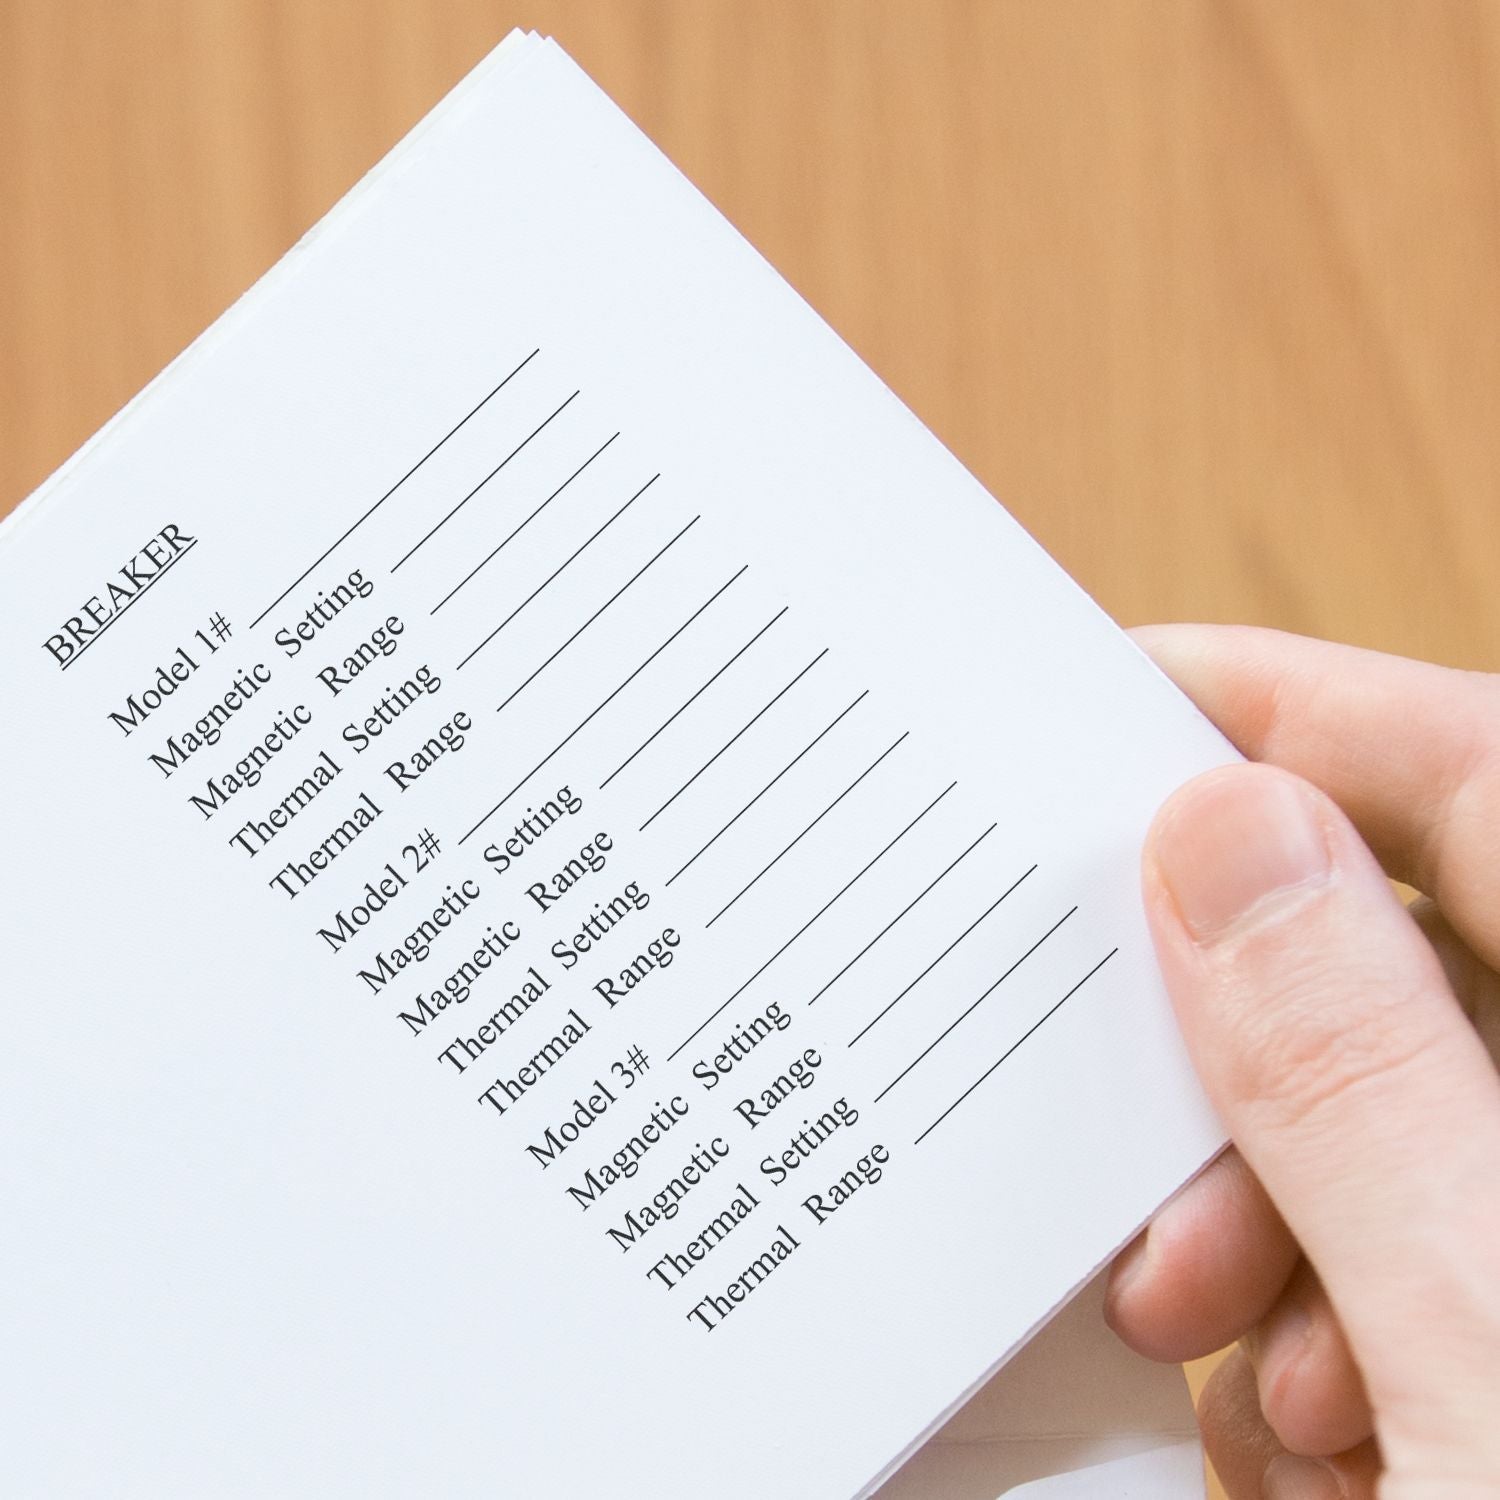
{"left": 853, "top": 1141, "right": 1227, "bottom": 1497}
{"left": 0, "top": 27, "right": 543, "bottom": 553}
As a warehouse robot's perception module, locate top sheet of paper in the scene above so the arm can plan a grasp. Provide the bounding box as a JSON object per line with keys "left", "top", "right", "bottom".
{"left": 0, "top": 32, "right": 1231, "bottom": 1498}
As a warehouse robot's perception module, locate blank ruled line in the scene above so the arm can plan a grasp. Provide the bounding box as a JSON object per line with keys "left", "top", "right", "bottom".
{"left": 665, "top": 688, "right": 868, "bottom": 885}
{"left": 430, "top": 433, "right": 619, "bottom": 614}
{"left": 809, "top": 822, "right": 997, "bottom": 1006}
{"left": 599, "top": 606, "right": 787, "bottom": 789}
{"left": 848, "top": 863, "right": 1038, "bottom": 1046}
{"left": 664, "top": 781, "right": 957, "bottom": 1063}
{"left": 873, "top": 905, "right": 1077, "bottom": 1103}
{"left": 704, "top": 730, "right": 910, "bottom": 929}
{"left": 391, "top": 389, "right": 580, "bottom": 571}
{"left": 639, "top": 649, "right": 830, "bottom": 832}
{"left": 249, "top": 349, "right": 537, "bottom": 627}
{"left": 455, "top": 566, "right": 746, "bottom": 846}
{"left": 915, "top": 948, "right": 1119, "bottom": 1145}
{"left": 494, "top": 515, "right": 701, "bottom": 712}
{"left": 57, "top": 539, "right": 199, "bottom": 671}
{"left": 455, "top": 475, "right": 658, "bottom": 671}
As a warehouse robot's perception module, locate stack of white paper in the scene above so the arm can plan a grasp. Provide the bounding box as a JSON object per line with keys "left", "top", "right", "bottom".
{"left": 0, "top": 31, "right": 1225, "bottom": 1497}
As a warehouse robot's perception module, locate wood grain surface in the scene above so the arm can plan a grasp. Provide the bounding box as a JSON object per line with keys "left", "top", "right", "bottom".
{"left": 4, "top": 4, "right": 1498, "bottom": 1495}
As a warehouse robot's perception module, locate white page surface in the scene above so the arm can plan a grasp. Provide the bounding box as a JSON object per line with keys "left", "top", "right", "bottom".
{"left": 878, "top": 1272, "right": 1203, "bottom": 1497}
{"left": 0, "top": 34, "right": 1228, "bottom": 1498}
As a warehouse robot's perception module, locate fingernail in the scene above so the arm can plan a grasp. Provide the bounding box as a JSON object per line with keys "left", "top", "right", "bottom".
{"left": 1104, "top": 1231, "right": 1151, "bottom": 1318}
{"left": 1153, "top": 771, "right": 1331, "bottom": 942}
{"left": 1249, "top": 1299, "right": 1312, "bottom": 1384}
{"left": 1263, "top": 1453, "right": 1344, "bottom": 1500}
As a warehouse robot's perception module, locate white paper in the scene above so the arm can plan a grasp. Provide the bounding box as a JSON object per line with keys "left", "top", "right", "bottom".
{"left": 880, "top": 1273, "right": 1203, "bottom": 1497}
{"left": 0, "top": 32, "right": 1227, "bottom": 1498}
{"left": 1012, "top": 1441, "right": 1206, "bottom": 1499}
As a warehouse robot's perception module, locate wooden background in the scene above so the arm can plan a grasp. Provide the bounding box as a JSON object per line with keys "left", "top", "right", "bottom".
{"left": 4, "top": 2, "right": 1498, "bottom": 1494}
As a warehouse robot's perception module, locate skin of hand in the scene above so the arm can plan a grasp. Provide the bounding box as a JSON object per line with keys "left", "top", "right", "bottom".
{"left": 1103, "top": 625, "right": 1500, "bottom": 1500}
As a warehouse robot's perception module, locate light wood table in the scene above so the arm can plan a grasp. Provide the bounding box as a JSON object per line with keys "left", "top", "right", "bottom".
{"left": 6, "top": 5, "right": 1498, "bottom": 1495}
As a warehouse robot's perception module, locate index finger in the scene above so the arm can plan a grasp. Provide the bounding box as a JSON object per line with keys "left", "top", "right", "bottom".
{"left": 1131, "top": 624, "right": 1500, "bottom": 970}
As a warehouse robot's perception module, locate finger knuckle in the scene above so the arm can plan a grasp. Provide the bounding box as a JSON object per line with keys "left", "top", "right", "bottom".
{"left": 1230, "top": 973, "right": 1443, "bottom": 1141}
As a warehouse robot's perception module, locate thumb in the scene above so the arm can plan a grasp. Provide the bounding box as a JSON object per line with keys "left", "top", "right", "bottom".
{"left": 1145, "top": 763, "right": 1500, "bottom": 1475}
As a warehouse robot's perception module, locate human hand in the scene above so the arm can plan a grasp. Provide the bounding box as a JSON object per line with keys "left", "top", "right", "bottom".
{"left": 1105, "top": 625, "right": 1500, "bottom": 1499}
